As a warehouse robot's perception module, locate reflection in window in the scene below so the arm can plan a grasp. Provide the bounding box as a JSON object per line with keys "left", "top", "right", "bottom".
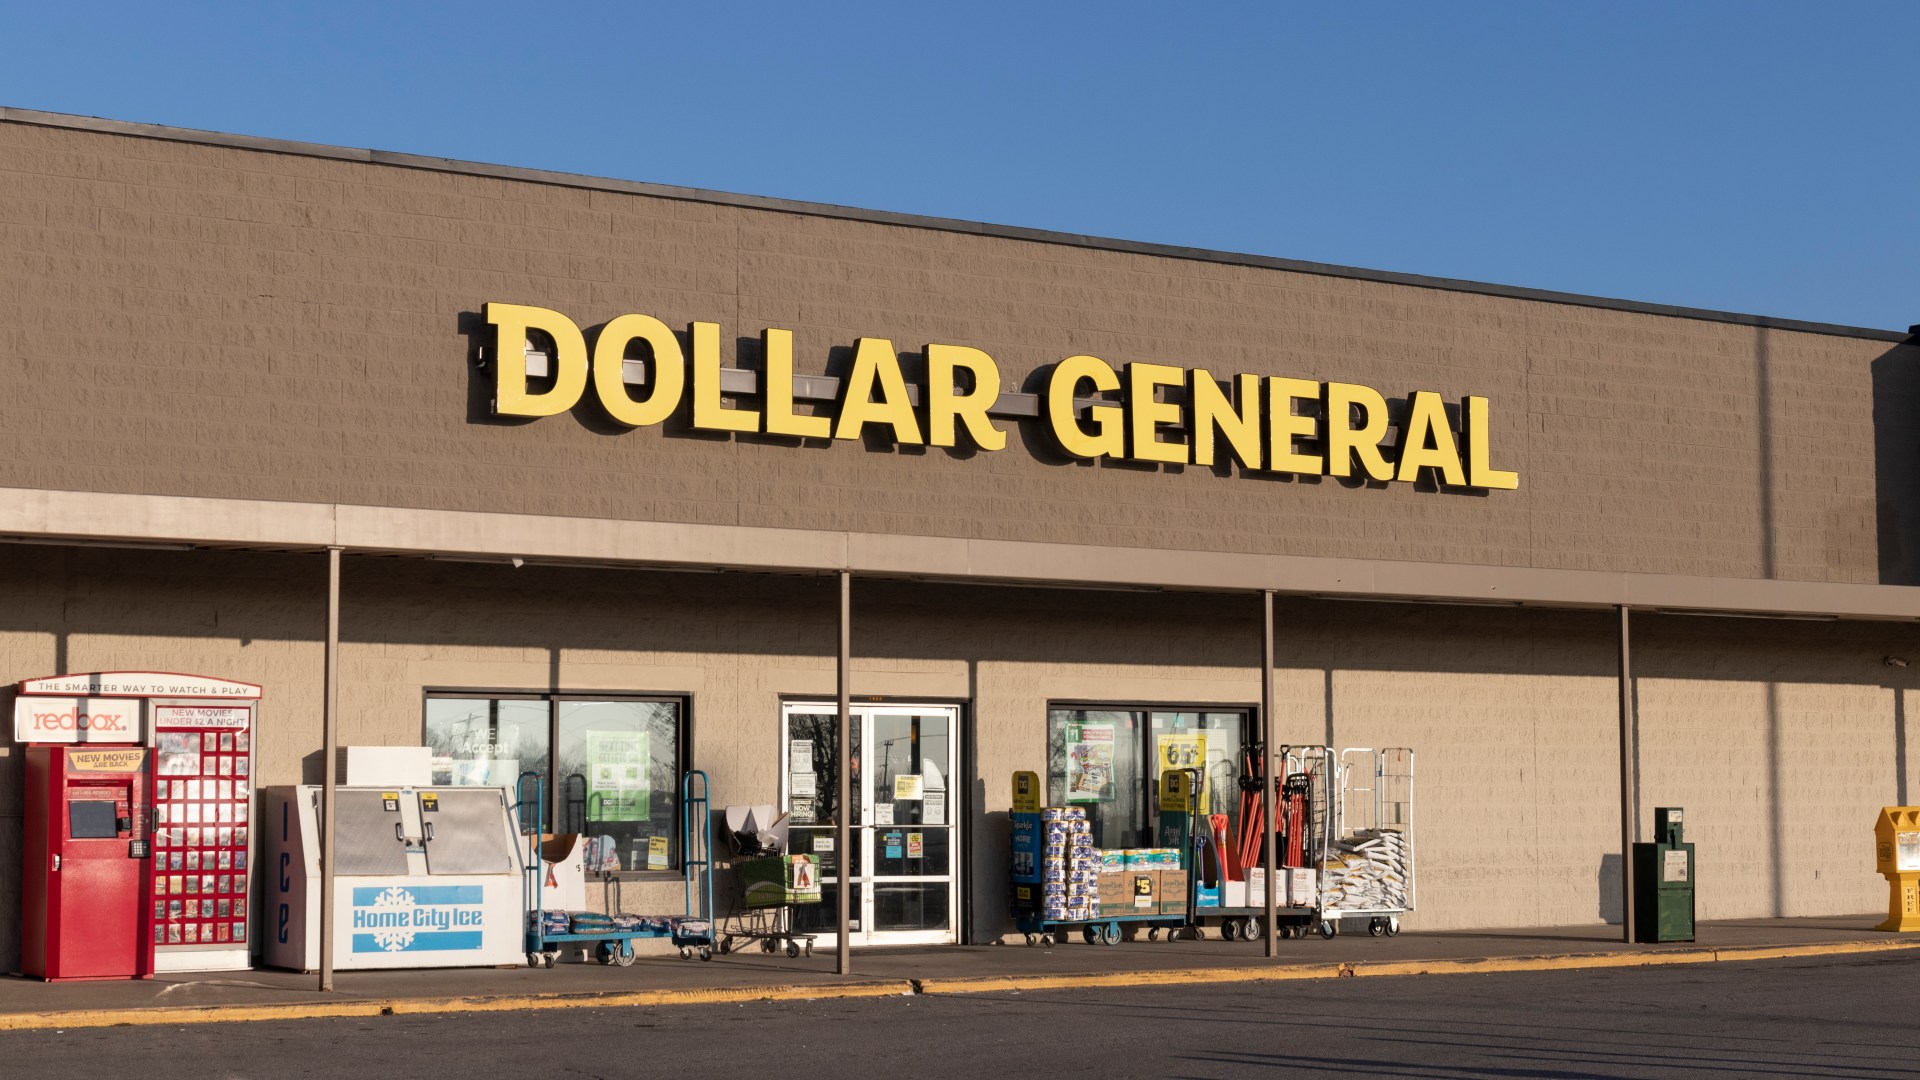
{"left": 556, "top": 700, "right": 683, "bottom": 873}
{"left": 425, "top": 698, "right": 551, "bottom": 829}
{"left": 424, "top": 693, "right": 686, "bottom": 870}
{"left": 1046, "top": 707, "right": 1249, "bottom": 850}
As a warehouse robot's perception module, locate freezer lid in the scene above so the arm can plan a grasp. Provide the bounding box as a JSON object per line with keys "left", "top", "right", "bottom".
{"left": 333, "top": 789, "right": 412, "bottom": 876}
{"left": 420, "top": 788, "right": 518, "bottom": 876}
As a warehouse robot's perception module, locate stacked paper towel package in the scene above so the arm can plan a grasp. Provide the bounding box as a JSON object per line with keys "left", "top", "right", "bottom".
{"left": 1040, "top": 807, "right": 1097, "bottom": 921}
{"left": 1320, "top": 828, "right": 1410, "bottom": 910}
{"left": 1099, "top": 848, "right": 1181, "bottom": 871}
{"left": 1033, "top": 807, "right": 1188, "bottom": 923}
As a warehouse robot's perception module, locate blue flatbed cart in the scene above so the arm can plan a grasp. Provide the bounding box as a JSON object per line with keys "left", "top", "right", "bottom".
{"left": 1013, "top": 910, "right": 1187, "bottom": 947}
{"left": 519, "top": 770, "right": 716, "bottom": 968}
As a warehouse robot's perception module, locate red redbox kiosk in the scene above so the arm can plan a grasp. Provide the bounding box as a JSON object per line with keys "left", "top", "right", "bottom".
{"left": 22, "top": 746, "right": 156, "bottom": 980}
{"left": 16, "top": 673, "right": 263, "bottom": 975}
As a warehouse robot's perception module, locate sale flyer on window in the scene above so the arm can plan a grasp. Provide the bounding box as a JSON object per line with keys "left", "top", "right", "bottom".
{"left": 1065, "top": 722, "right": 1115, "bottom": 803}
{"left": 587, "top": 730, "right": 650, "bottom": 820}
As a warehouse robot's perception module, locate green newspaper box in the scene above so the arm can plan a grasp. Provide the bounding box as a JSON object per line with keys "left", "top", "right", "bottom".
{"left": 1631, "top": 807, "right": 1695, "bottom": 943}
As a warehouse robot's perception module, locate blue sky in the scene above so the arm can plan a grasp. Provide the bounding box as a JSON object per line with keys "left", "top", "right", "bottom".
{"left": 4, "top": 3, "right": 1915, "bottom": 330}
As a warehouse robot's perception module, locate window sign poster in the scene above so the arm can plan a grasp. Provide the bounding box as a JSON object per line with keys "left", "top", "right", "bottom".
{"left": 885, "top": 831, "right": 903, "bottom": 859}
{"left": 1155, "top": 732, "right": 1208, "bottom": 806}
{"left": 924, "top": 789, "right": 947, "bottom": 826}
{"left": 648, "top": 835, "right": 670, "bottom": 869}
{"left": 906, "top": 832, "right": 924, "bottom": 858}
{"left": 789, "top": 739, "right": 814, "bottom": 774}
{"left": 450, "top": 719, "right": 523, "bottom": 787}
{"left": 791, "top": 772, "right": 818, "bottom": 797}
{"left": 874, "top": 803, "right": 895, "bottom": 826}
{"left": 1065, "top": 723, "right": 1115, "bottom": 803}
{"left": 894, "top": 774, "right": 923, "bottom": 801}
{"left": 790, "top": 796, "right": 817, "bottom": 823}
{"left": 587, "top": 730, "right": 650, "bottom": 820}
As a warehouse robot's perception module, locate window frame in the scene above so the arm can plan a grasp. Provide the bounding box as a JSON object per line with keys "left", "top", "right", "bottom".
{"left": 422, "top": 687, "right": 693, "bottom": 877}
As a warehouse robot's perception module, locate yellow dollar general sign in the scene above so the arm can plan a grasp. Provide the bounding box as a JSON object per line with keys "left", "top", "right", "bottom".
{"left": 1160, "top": 768, "right": 1198, "bottom": 813}
{"left": 484, "top": 303, "right": 1519, "bottom": 490}
{"left": 1011, "top": 771, "right": 1042, "bottom": 814}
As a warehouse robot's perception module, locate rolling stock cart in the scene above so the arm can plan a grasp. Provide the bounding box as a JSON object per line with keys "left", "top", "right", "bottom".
{"left": 1314, "top": 747, "right": 1415, "bottom": 938}
{"left": 519, "top": 769, "right": 716, "bottom": 967}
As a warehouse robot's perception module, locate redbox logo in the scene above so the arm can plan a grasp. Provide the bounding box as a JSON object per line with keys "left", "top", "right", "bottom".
{"left": 33, "top": 708, "right": 129, "bottom": 732}
{"left": 13, "top": 696, "right": 142, "bottom": 744}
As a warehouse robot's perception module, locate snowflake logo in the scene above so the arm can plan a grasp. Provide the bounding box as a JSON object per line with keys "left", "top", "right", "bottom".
{"left": 369, "top": 886, "right": 417, "bottom": 952}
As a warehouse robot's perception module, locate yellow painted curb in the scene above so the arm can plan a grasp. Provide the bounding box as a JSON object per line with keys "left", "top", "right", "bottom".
{"left": 918, "top": 937, "right": 1920, "bottom": 995}
{"left": 5, "top": 938, "right": 1916, "bottom": 1030}
{"left": 916, "top": 963, "right": 1349, "bottom": 995}
{"left": 0, "top": 980, "right": 915, "bottom": 1032}
{"left": 1710, "top": 940, "right": 1920, "bottom": 963}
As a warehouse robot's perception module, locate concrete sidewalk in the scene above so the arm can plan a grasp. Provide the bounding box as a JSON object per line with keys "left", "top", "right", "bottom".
{"left": 3, "top": 915, "right": 1913, "bottom": 1030}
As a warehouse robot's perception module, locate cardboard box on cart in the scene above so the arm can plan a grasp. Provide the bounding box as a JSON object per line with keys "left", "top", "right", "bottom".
{"left": 1159, "top": 869, "right": 1189, "bottom": 916}
{"left": 1233, "top": 867, "right": 1317, "bottom": 908}
{"left": 538, "top": 833, "right": 586, "bottom": 912}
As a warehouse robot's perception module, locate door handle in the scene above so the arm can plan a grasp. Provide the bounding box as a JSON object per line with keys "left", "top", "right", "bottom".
{"left": 51, "top": 854, "right": 60, "bottom": 872}
{"left": 395, "top": 822, "right": 407, "bottom": 843}
{"left": 424, "top": 822, "right": 435, "bottom": 842}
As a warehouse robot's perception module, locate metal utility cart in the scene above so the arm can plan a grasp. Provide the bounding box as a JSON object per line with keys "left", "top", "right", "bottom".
{"left": 1314, "top": 747, "right": 1415, "bottom": 938}
{"left": 715, "top": 811, "right": 818, "bottom": 959}
{"left": 519, "top": 770, "right": 716, "bottom": 967}
{"left": 717, "top": 901, "right": 817, "bottom": 958}
{"left": 1188, "top": 745, "right": 1336, "bottom": 942}
{"left": 672, "top": 771, "right": 717, "bottom": 959}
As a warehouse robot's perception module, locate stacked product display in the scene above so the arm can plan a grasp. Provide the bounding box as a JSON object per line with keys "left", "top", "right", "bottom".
{"left": 1040, "top": 807, "right": 1096, "bottom": 922}
{"left": 1009, "top": 771, "right": 1196, "bottom": 946}
{"left": 1320, "top": 828, "right": 1410, "bottom": 911}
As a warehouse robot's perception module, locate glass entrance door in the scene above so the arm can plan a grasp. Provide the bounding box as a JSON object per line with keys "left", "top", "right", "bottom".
{"left": 780, "top": 702, "right": 960, "bottom": 947}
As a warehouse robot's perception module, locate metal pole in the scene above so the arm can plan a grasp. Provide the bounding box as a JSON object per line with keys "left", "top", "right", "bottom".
{"left": 1618, "top": 604, "right": 1636, "bottom": 945}
{"left": 836, "top": 569, "right": 852, "bottom": 976}
{"left": 319, "top": 546, "right": 342, "bottom": 991}
{"left": 1261, "top": 590, "right": 1278, "bottom": 958}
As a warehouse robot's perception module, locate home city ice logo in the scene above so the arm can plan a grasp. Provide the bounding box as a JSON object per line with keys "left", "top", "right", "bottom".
{"left": 349, "top": 884, "right": 487, "bottom": 953}
{"left": 359, "top": 886, "right": 422, "bottom": 951}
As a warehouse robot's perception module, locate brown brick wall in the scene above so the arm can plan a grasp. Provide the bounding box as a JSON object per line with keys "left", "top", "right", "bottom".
{"left": 3, "top": 120, "right": 1914, "bottom": 583}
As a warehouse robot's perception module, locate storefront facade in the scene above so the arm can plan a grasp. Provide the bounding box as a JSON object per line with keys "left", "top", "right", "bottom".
{"left": 0, "top": 107, "right": 1915, "bottom": 970}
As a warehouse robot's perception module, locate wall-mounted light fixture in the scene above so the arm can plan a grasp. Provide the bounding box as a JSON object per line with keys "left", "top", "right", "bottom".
{"left": 1886, "top": 656, "right": 1910, "bottom": 668}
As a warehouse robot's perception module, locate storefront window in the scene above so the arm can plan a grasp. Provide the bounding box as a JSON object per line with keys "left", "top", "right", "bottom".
{"left": 424, "top": 692, "right": 686, "bottom": 871}
{"left": 425, "top": 697, "right": 551, "bottom": 827}
{"left": 1047, "top": 706, "right": 1249, "bottom": 850}
{"left": 1046, "top": 709, "right": 1145, "bottom": 848}
{"left": 555, "top": 699, "right": 683, "bottom": 874}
